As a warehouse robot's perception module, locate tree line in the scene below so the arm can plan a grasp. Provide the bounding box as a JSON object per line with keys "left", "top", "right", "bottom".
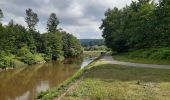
{"left": 79, "top": 39, "right": 107, "bottom": 51}
{"left": 0, "top": 8, "right": 82, "bottom": 68}
{"left": 100, "top": 0, "right": 170, "bottom": 53}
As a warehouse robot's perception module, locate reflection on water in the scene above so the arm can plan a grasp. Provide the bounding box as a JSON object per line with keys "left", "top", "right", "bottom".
{"left": 36, "top": 81, "right": 49, "bottom": 93}
{"left": 0, "top": 57, "right": 89, "bottom": 100}
{"left": 81, "top": 57, "right": 96, "bottom": 69}
{"left": 16, "top": 91, "right": 30, "bottom": 100}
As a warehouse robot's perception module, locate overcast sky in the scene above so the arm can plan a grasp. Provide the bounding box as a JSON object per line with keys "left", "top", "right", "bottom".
{"left": 0, "top": 0, "right": 133, "bottom": 39}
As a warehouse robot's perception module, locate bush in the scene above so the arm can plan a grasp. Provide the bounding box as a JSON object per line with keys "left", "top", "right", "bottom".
{"left": 150, "top": 49, "right": 170, "bottom": 60}
{"left": 0, "top": 51, "right": 16, "bottom": 69}
{"left": 17, "top": 46, "right": 45, "bottom": 65}
{"left": 127, "top": 48, "right": 170, "bottom": 60}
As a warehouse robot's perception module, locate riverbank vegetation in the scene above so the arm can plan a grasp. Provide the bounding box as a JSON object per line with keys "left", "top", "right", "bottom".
{"left": 113, "top": 48, "right": 170, "bottom": 64}
{"left": 100, "top": 0, "right": 170, "bottom": 62}
{"left": 0, "top": 8, "right": 82, "bottom": 69}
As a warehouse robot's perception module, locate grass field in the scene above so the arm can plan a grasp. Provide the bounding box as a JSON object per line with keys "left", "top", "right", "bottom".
{"left": 62, "top": 64, "right": 170, "bottom": 100}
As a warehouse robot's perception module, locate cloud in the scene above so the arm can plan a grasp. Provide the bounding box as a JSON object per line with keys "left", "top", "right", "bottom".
{"left": 0, "top": 0, "right": 132, "bottom": 39}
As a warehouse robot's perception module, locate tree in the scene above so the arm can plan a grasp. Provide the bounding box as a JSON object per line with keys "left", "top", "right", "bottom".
{"left": 47, "top": 13, "right": 59, "bottom": 32}
{"left": 100, "top": 0, "right": 167, "bottom": 53}
{"left": 62, "top": 32, "right": 82, "bottom": 57}
{"left": 43, "top": 32, "right": 63, "bottom": 60}
{"left": 0, "top": 8, "right": 4, "bottom": 22}
{"left": 25, "top": 8, "right": 39, "bottom": 31}
{"left": 154, "top": 0, "right": 170, "bottom": 46}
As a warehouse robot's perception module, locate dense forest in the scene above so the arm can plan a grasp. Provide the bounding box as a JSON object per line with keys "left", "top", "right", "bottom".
{"left": 100, "top": 0, "right": 170, "bottom": 53}
{"left": 0, "top": 8, "right": 82, "bottom": 69}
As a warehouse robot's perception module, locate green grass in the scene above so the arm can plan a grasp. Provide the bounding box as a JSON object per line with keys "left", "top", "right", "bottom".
{"left": 113, "top": 48, "right": 170, "bottom": 65}
{"left": 63, "top": 64, "right": 170, "bottom": 100}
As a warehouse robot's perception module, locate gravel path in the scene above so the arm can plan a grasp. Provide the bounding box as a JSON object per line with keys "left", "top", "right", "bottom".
{"left": 101, "top": 55, "right": 170, "bottom": 69}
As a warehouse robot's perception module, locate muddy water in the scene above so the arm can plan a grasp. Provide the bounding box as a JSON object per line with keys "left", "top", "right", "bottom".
{"left": 0, "top": 57, "right": 93, "bottom": 100}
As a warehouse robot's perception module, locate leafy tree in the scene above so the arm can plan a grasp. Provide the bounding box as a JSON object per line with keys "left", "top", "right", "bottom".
{"left": 154, "top": 0, "right": 170, "bottom": 46}
{"left": 62, "top": 32, "right": 82, "bottom": 57}
{"left": 43, "top": 32, "right": 63, "bottom": 60}
{"left": 47, "top": 13, "right": 59, "bottom": 33}
{"left": 25, "top": 8, "right": 39, "bottom": 31}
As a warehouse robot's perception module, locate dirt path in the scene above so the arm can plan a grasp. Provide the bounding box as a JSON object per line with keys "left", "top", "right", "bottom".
{"left": 101, "top": 54, "right": 170, "bottom": 69}
{"left": 54, "top": 79, "right": 81, "bottom": 100}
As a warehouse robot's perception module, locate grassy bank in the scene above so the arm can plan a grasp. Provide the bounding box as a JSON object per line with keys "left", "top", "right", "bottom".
{"left": 62, "top": 63, "right": 170, "bottom": 100}
{"left": 113, "top": 48, "right": 170, "bottom": 65}
{"left": 36, "top": 56, "right": 100, "bottom": 100}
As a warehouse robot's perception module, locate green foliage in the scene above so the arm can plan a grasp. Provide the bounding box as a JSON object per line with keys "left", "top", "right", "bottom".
{"left": 17, "top": 46, "right": 45, "bottom": 65}
{"left": 100, "top": 0, "right": 170, "bottom": 52}
{"left": 84, "top": 45, "right": 107, "bottom": 51}
{"left": 79, "top": 39, "right": 105, "bottom": 47}
{"left": 43, "top": 32, "right": 63, "bottom": 60}
{"left": 0, "top": 51, "right": 25, "bottom": 69}
{"left": 0, "top": 51, "right": 15, "bottom": 69}
{"left": 127, "top": 48, "right": 170, "bottom": 60}
{"left": 113, "top": 48, "right": 170, "bottom": 64}
{"left": 62, "top": 32, "right": 83, "bottom": 57}
{"left": 0, "top": 8, "right": 82, "bottom": 68}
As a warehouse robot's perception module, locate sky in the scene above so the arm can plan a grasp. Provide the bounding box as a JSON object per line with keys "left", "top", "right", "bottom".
{"left": 0, "top": 0, "right": 133, "bottom": 39}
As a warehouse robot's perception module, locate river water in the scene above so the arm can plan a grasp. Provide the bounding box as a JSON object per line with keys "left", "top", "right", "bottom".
{"left": 0, "top": 57, "right": 94, "bottom": 100}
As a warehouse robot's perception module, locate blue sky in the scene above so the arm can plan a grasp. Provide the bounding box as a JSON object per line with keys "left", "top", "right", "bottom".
{"left": 0, "top": 0, "right": 133, "bottom": 39}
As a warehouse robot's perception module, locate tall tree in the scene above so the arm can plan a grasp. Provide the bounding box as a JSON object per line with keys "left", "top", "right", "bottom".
{"left": 25, "top": 8, "right": 39, "bottom": 31}
{"left": 100, "top": 0, "right": 161, "bottom": 52}
{"left": 47, "top": 13, "right": 59, "bottom": 32}
{"left": 0, "top": 9, "right": 4, "bottom": 22}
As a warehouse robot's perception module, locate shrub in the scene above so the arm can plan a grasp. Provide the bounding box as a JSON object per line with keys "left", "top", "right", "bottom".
{"left": 127, "top": 48, "right": 170, "bottom": 60}
{"left": 0, "top": 51, "right": 16, "bottom": 69}
{"left": 17, "top": 46, "right": 45, "bottom": 65}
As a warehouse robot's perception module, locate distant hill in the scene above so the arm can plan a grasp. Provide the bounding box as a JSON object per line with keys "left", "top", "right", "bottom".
{"left": 79, "top": 39, "right": 105, "bottom": 47}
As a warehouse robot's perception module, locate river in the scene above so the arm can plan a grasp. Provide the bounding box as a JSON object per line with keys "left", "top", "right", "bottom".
{"left": 0, "top": 57, "right": 94, "bottom": 100}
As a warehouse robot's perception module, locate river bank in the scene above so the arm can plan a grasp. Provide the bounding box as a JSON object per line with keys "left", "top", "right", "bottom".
{"left": 36, "top": 56, "right": 101, "bottom": 100}
{"left": 56, "top": 55, "right": 170, "bottom": 100}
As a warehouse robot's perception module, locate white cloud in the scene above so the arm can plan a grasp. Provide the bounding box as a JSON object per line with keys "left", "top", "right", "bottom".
{"left": 0, "top": 0, "right": 132, "bottom": 39}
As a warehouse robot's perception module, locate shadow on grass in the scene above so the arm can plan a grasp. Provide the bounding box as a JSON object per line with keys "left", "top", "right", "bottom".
{"left": 84, "top": 64, "right": 170, "bottom": 83}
